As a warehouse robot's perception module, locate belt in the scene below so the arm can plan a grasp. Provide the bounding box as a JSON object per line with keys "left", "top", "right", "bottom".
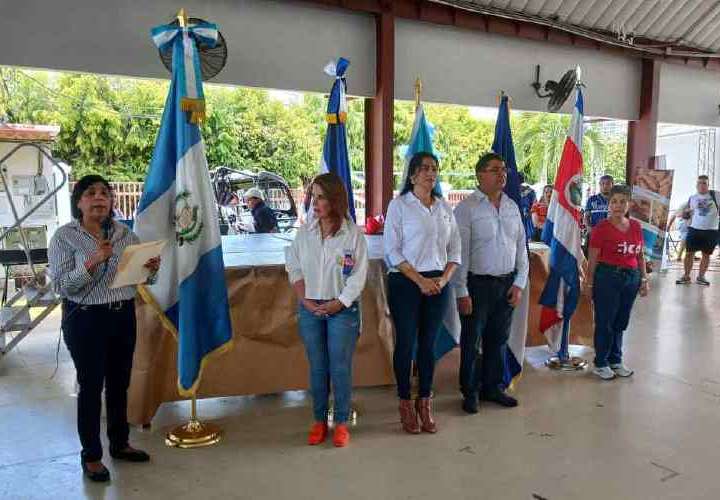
{"left": 596, "top": 263, "right": 638, "bottom": 274}
{"left": 469, "top": 272, "right": 515, "bottom": 281}
{"left": 64, "top": 299, "right": 134, "bottom": 312}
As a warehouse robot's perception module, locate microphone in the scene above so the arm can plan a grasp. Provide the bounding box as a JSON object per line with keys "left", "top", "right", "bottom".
{"left": 101, "top": 217, "right": 113, "bottom": 271}
{"left": 101, "top": 217, "right": 113, "bottom": 241}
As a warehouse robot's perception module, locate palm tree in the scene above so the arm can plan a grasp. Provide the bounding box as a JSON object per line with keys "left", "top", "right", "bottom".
{"left": 513, "top": 112, "right": 607, "bottom": 185}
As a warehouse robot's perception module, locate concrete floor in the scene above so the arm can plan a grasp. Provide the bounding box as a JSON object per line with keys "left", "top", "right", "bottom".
{"left": 1, "top": 267, "right": 720, "bottom": 500}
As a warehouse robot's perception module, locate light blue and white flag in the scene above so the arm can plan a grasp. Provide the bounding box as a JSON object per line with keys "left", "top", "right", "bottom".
{"left": 135, "top": 18, "right": 232, "bottom": 396}
{"left": 401, "top": 102, "right": 442, "bottom": 196}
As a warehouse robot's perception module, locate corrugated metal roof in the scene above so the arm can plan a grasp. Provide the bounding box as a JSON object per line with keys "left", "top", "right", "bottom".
{"left": 435, "top": 0, "right": 720, "bottom": 53}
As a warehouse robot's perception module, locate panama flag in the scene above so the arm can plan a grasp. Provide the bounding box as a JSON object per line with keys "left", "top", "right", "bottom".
{"left": 319, "top": 57, "right": 356, "bottom": 221}
{"left": 539, "top": 87, "right": 585, "bottom": 352}
{"left": 134, "top": 19, "right": 233, "bottom": 396}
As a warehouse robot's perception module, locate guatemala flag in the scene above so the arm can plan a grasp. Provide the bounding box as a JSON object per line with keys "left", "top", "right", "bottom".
{"left": 539, "top": 88, "right": 585, "bottom": 352}
{"left": 491, "top": 94, "right": 529, "bottom": 389}
{"left": 134, "top": 19, "right": 233, "bottom": 397}
{"left": 319, "top": 57, "right": 356, "bottom": 221}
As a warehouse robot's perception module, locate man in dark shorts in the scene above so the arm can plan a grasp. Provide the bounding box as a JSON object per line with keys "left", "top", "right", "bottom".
{"left": 676, "top": 175, "right": 719, "bottom": 286}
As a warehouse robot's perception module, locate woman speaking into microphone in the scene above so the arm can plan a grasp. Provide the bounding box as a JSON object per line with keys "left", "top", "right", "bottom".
{"left": 48, "top": 175, "right": 160, "bottom": 482}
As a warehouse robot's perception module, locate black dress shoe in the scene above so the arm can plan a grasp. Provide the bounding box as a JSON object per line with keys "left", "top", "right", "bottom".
{"left": 110, "top": 447, "right": 151, "bottom": 462}
{"left": 81, "top": 460, "right": 110, "bottom": 482}
{"left": 479, "top": 390, "right": 518, "bottom": 408}
{"left": 462, "top": 396, "right": 479, "bottom": 414}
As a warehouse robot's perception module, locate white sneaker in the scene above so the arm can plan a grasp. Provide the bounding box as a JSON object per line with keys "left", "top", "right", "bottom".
{"left": 610, "top": 363, "right": 634, "bottom": 377}
{"left": 592, "top": 366, "right": 616, "bottom": 380}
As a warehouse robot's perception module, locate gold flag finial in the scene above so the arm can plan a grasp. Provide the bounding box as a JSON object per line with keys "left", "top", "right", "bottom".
{"left": 177, "top": 8, "right": 189, "bottom": 28}
{"left": 414, "top": 77, "right": 422, "bottom": 108}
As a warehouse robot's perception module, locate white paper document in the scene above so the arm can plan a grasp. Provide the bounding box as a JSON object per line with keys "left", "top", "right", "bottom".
{"left": 110, "top": 240, "right": 166, "bottom": 289}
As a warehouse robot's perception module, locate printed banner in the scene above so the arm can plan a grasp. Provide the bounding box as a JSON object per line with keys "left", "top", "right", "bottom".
{"left": 629, "top": 167, "right": 675, "bottom": 264}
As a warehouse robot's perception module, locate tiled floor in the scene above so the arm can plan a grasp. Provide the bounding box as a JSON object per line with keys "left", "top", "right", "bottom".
{"left": 1, "top": 268, "right": 719, "bottom": 499}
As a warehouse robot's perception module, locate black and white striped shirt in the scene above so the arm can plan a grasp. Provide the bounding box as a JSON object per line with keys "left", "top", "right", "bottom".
{"left": 48, "top": 219, "right": 139, "bottom": 304}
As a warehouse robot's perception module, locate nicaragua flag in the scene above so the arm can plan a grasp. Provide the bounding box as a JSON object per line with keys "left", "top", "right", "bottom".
{"left": 319, "top": 57, "right": 356, "bottom": 221}
{"left": 491, "top": 93, "right": 528, "bottom": 389}
{"left": 539, "top": 88, "right": 585, "bottom": 351}
{"left": 134, "top": 19, "right": 233, "bottom": 397}
{"left": 401, "top": 102, "right": 442, "bottom": 197}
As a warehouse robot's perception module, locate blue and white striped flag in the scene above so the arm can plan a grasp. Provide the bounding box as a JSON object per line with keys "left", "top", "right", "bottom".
{"left": 135, "top": 18, "right": 233, "bottom": 396}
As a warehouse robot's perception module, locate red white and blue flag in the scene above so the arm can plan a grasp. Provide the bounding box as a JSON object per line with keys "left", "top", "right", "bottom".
{"left": 539, "top": 88, "right": 585, "bottom": 351}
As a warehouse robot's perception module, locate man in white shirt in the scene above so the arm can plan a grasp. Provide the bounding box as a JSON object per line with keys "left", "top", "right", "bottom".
{"left": 676, "top": 175, "right": 719, "bottom": 286}
{"left": 452, "top": 152, "right": 529, "bottom": 413}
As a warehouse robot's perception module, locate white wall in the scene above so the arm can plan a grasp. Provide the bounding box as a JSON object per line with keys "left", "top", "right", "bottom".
{"left": 0, "top": 0, "right": 376, "bottom": 96}
{"left": 656, "top": 125, "right": 720, "bottom": 209}
{"left": 395, "top": 20, "right": 641, "bottom": 120}
{"left": 658, "top": 64, "right": 720, "bottom": 127}
{"left": 657, "top": 131, "right": 700, "bottom": 210}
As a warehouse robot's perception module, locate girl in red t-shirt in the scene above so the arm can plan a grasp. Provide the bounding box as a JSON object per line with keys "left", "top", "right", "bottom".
{"left": 585, "top": 185, "right": 649, "bottom": 381}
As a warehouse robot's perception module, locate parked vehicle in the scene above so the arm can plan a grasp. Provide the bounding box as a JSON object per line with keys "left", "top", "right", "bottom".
{"left": 210, "top": 167, "right": 298, "bottom": 234}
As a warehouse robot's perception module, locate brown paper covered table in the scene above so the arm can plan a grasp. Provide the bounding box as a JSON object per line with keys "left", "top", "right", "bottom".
{"left": 525, "top": 244, "right": 594, "bottom": 347}
{"left": 127, "top": 237, "right": 592, "bottom": 425}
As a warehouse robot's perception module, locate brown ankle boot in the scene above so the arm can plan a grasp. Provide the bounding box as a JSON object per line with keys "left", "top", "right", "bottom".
{"left": 398, "top": 399, "right": 421, "bottom": 434}
{"left": 416, "top": 397, "right": 437, "bottom": 433}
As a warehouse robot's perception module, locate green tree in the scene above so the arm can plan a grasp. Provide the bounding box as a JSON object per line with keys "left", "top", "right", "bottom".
{"left": 0, "top": 68, "right": 626, "bottom": 190}
{"left": 513, "top": 112, "right": 613, "bottom": 185}
{"left": 0, "top": 68, "right": 54, "bottom": 124}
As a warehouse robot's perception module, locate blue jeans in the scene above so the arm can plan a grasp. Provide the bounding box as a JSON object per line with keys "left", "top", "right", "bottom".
{"left": 387, "top": 271, "right": 449, "bottom": 400}
{"left": 297, "top": 302, "right": 360, "bottom": 423}
{"left": 592, "top": 264, "right": 641, "bottom": 368}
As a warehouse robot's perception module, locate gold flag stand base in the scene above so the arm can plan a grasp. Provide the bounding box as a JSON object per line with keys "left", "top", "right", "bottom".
{"left": 545, "top": 356, "right": 588, "bottom": 371}
{"left": 165, "top": 394, "right": 223, "bottom": 448}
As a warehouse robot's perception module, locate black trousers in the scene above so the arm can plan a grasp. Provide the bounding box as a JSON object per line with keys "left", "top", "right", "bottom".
{"left": 459, "top": 273, "right": 515, "bottom": 398}
{"left": 62, "top": 299, "right": 137, "bottom": 462}
{"left": 387, "top": 271, "right": 449, "bottom": 400}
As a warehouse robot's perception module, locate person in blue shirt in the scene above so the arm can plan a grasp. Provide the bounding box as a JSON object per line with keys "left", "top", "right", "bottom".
{"left": 584, "top": 174, "right": 614, "bottom": 235}
{"left": 518, "top": 173, "right": 536, "bottom": 242}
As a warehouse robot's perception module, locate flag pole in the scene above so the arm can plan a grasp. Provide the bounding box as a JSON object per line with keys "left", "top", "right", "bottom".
{"left": 414, "top": 76, "right": 422, "bottom": 108}
{"left": 410, "top": 76, "right": 422, "bottom": 398}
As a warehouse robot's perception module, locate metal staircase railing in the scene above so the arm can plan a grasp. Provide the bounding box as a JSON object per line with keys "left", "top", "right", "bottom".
{"left": 0, "top": 142, "right": 68, "bottom": 358}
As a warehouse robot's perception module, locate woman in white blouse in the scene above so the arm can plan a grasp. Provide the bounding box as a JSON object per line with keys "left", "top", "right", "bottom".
{"left": 384, "top": 152, "right": 460, "bottom": 434}
{"left": 286, "top": 173, "right": 368, "bottom": 448}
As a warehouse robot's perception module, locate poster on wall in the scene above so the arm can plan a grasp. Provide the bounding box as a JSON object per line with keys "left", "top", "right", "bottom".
{"left": 629, "top": 167, "right": 675, "bottom": 265}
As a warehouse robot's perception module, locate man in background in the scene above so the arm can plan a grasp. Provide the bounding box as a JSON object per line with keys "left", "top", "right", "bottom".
{"left": 676, "top": 175, "right": 719, "bottom": 286}
{"left": 584, "top": 175, "right": 614, "bottom": 252}
{"left": 244, "top": 187, "right": 278, "bottom": 233}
